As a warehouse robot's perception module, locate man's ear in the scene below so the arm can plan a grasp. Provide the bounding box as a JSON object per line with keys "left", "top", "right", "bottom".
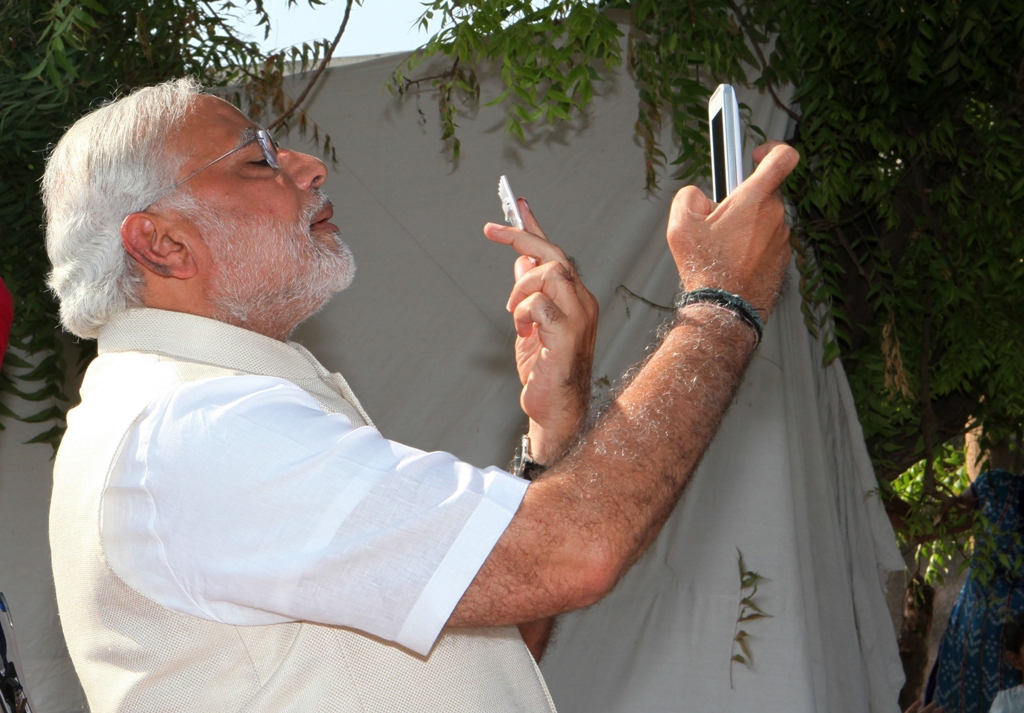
{"left": 121, "top": 211, "right": 199, "bottom": 280}
{"left": 1007, "top": 649, "right": 1023, "bottom": 670}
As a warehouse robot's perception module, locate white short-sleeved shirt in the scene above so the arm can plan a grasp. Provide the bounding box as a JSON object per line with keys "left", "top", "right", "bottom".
{"left": 990, "top": 684, "right": 1024, "bottom": 713}
{"left": 102, "top": 375, "right": 528, "bottom": 655}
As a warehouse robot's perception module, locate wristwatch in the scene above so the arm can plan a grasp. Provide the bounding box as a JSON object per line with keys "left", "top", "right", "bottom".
{"left": 511, "top": 434, "right": 549, "bottom": 482}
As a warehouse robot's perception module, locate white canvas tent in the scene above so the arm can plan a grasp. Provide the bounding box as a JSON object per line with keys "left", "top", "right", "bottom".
{"left": 0, "top": 50, "right": 904, "bottom": 711}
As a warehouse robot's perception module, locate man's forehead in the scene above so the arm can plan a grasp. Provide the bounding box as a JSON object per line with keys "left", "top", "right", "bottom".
{"left": 191, "top": 94, "right": 250, "bottom": 124}
{"left": 173, "top": 95, "right": 259, "bottom": 159}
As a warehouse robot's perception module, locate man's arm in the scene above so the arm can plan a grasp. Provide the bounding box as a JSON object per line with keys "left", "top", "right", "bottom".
{"left": 456, "top": 142, "right": 799, "bottom": 627}
{"left": 487, "top": 199, "right": 599, "bottom": 658}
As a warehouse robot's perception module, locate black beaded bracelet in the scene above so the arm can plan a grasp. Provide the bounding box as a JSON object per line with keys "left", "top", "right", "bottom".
{"left": 673, "top": 287, "right": 764, "bottom": 346}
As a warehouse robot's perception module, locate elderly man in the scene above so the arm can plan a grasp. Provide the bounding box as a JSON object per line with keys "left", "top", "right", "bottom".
{"left": 43, "top": 78, "right": 798, "bottom": 711}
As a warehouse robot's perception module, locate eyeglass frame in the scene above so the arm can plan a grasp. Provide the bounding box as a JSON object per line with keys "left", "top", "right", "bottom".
{"left": 165, "top": 127, "right": 280, "bottom": 192}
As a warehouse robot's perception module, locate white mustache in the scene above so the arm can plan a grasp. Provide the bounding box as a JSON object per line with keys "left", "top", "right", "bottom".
{"left": 303, "top": 189, "right": 332, "bottom": 226}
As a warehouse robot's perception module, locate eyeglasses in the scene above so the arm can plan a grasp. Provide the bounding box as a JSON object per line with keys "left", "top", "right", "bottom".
{"left": 167, "top": 127, "right": 280, "bottom": 191}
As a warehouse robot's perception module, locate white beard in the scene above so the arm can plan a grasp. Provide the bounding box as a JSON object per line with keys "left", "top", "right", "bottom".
{"left": 190, "top": 189, "right": 356, "bottom": 336}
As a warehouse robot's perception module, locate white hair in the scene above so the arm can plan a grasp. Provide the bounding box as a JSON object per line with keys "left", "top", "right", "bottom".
{"left": 42, "top": 78, "right": 203, "bottom": 338}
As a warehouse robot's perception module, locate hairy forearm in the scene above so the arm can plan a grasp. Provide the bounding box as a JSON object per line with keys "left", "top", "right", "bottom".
{"left": 451, "top": 305, "right": 756, "bottom": 626}
{"left": 574, "top": 306, "right": 756, "bottom": 567}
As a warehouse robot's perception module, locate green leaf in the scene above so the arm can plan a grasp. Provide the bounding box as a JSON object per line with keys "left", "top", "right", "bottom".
{"left": 20, "top": 406, "right": 66, "bottom": 424}
{"left": 22, "top": 58, "right": 50, "bottom": 81}
{"left": 736, "top": 630, "right": 753, "bottom": 661}
{"left": 740, "top": 598, "right": 766, "bottom": 615}
{"left": 741, "top": 572, "right": 763, "bottom": 589}
{"left": 24, "top": 424, "right": 65, "bottom": 446}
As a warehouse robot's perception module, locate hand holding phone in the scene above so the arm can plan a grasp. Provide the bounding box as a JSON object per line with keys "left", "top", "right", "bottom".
{"left": 498, "top": 175, "right": 524, "bottom": 230}
{"left": 708, "top": 84, "right": 745, "bottom": 202}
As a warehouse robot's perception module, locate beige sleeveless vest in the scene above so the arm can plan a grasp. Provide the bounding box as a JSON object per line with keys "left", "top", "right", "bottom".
{"left": 50, "top": 308, "right": 556, "bottom": 713}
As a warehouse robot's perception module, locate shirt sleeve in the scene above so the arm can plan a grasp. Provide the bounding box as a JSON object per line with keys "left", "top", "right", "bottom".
{"left": 988, "top": 689, "right": 1009, "bottom": 713}
{"left": 102, "top": 374, "right": 529, "bottom": 655}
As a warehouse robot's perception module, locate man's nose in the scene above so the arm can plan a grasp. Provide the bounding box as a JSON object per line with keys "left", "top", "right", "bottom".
{"left": 279, "top": 149, "right": 327, "bottom": 191}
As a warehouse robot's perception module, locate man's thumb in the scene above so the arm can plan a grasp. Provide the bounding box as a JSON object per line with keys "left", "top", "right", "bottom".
{"left": 743, "top": 143, "right": 800, "bottom": 199}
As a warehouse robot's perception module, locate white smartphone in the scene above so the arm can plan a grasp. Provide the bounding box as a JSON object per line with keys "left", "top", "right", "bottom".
{"left": 498, "top": 175, "right": 524, "bottom": 230}
{"left": 708, "top": 84, "right": 744, "bottom": 202}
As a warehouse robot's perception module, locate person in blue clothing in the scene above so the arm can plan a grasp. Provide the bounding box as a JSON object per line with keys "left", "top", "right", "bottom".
{"left": 927, "top": 469, "right": 1024, "bottom": 713}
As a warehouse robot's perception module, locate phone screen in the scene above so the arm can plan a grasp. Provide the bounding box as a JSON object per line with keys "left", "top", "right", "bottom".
{"left": 711, "top": 109, "right": 727, "bottom": 203}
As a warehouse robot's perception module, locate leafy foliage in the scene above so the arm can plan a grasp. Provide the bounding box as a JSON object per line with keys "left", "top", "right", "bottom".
{"left": 893, "top": 444, "right": 1024, "bottom": 614}
{"left": 618, "top": 0, "right": 778, "bottom": 187}
{"left": 389, "top": 1, "right": 623, "bottom": 159}
{"left": 730, "top": 549, "right": 771, "bottom": 687}
{"left": 888, "top": 442, "right": 973, "bottom": 586}
{"left": 778, "top": 0, "right": 1024, "bottom": 489}
{"left": 398, "top": 0, "right": 1024, "bottom": 495}
{"left": 0, "top": 0, "right": 344, "bottom": 448}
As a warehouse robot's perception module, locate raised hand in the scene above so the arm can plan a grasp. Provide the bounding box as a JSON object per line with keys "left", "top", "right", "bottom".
{"left": 667, "top": 141, "right": 800, "bottom": 320}
{"left": 484, "top": 198, "right": 599, "bottom": 464}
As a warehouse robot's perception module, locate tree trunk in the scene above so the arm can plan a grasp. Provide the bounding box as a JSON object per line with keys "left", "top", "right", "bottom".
{"left": 898, "top": 574, "right": 936, "bottom": 710}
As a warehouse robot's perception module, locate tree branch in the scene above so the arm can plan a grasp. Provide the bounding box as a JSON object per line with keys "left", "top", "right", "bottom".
{"left": 884, "top": 487, "right": 974, "bottom": 546}
{"left": 267, "top": 0, "right": 355, "bottom": 132}
{"left": 723, "top": 0, "right": 800, "bottom": 123}
{"left": 919, "top": 291, "right": 938, "bottom": 496}
{"left": 615, "top": 285, "right": 674, "bottom": 313}
{"left": 870, "top": 389, "right": 979, "bottom": 482}
{"left": 1014, "top": 54, "right": 1024, "bottom": 112}
{"left": 834, "top": 226, "right": 872, "bottom": 283}
{"left": 402, "top": 57, "right": 461, "bottom": 91}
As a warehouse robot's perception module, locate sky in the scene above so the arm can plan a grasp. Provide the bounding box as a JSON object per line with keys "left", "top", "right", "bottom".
{"left": 228, "top": 0, "right": 439, "bottom": 57}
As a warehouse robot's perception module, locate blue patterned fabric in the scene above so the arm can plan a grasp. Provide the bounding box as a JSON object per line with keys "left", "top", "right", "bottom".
{"left": 929, "top": 470, "right": 1024, "bottom": 713}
